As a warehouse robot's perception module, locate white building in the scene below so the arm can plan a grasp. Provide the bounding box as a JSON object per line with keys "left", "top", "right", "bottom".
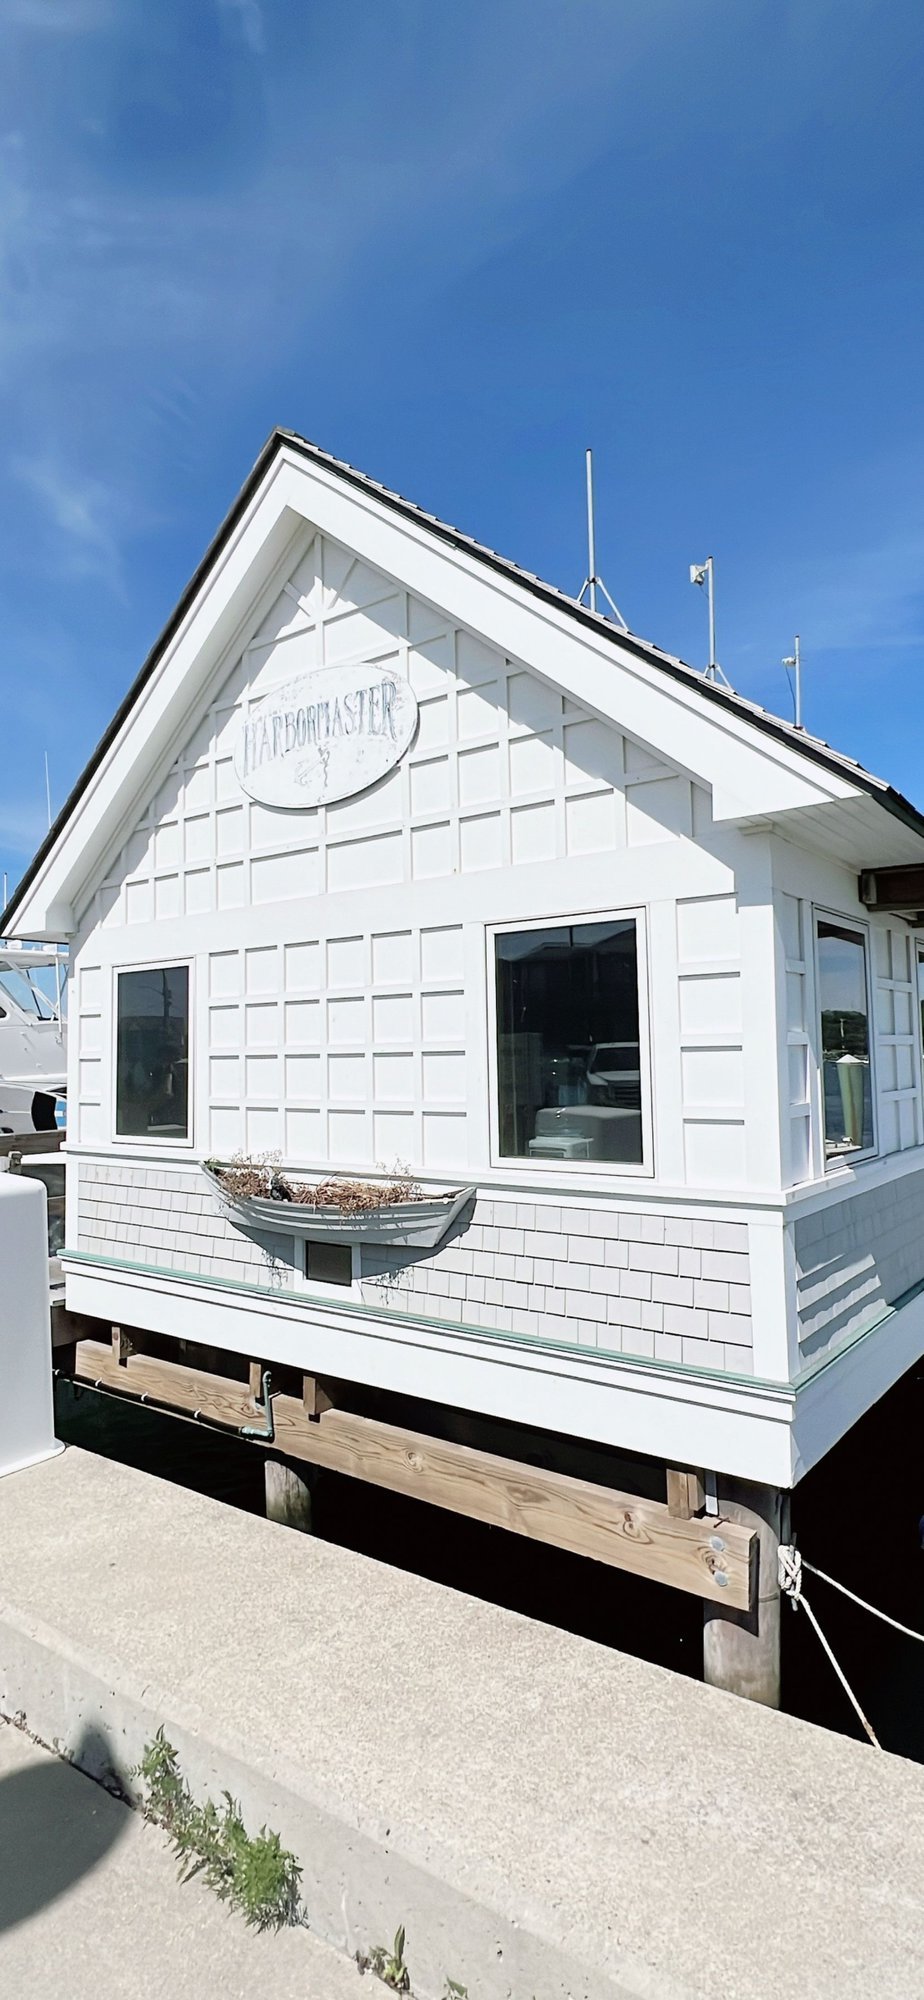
{"left": 7, "top": 431, "right": 924, "bottom": 1682}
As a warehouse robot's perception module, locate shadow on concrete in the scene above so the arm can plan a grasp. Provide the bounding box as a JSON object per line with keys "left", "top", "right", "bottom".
{"left": 0, "top": 1725, "right": 129, "bottom": 1934}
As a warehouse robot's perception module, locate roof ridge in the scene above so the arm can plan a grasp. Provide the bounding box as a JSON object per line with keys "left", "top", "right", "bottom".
{"left": 3, "top": 426, "right": 923, "bottom": 934}
{"left": 275, "top": 428, "right": 898, "bottom": 801}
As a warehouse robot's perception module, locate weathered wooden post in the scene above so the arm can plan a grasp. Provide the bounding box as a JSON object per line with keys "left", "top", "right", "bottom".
{"left": 262, "top": 1373, "right": 330, "bottom": 1534}
{"left": 702, "top": 1478, "right": 788, "bottom": 1708}
{"left": 264, "top": 1457, "right": 317, "bottom": 1534}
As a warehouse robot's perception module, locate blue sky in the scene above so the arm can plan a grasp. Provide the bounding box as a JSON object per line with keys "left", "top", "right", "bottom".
{"left": 1, "top": 0, "right": 923, "bottom": 894}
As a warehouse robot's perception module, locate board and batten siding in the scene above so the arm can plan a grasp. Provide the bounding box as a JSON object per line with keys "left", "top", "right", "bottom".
{"left": 773, "top": 870, "right": 924, "bottom": 1364}
{"left": 69, "top": 525, "right": 772, "bottom": 1199}
{"left": 776, "top": 890, "right": 923, "bottom": 1188}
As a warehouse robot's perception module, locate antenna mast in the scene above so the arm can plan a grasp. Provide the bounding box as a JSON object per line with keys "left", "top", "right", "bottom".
{"left": 577, "top": 449, "right": 628, "bottom": 629}
{"left": 689, "top": 556, "right": 731, "bottom": 688}
{"left": 42, "top": 752, "right": 63, "bottom": 1021}
{"left": 782, "top": 634, "right": 803, "bottom": 730}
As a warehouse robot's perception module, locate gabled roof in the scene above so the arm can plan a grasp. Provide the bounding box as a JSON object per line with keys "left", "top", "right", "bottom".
{"left": 4, "top": 426, "right": 924, "bottom": 936}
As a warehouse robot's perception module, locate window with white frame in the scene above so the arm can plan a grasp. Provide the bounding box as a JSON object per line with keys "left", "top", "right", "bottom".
{"left": 115, "top": 965, "right": 190, "bottom": 1139}
{"left": 494, "top": 917, "right": 644, "bottom": 1165}
{"left": 816, "top": 919, "right": 874, "bottom": 1159}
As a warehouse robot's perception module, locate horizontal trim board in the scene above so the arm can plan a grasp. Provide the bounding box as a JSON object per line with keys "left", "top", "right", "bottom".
{"left": 69, "top": 1338, "right": 755, "bottom": 1609}
{"left": 68, "top": 1142, "right": 794, "bottom": 1212}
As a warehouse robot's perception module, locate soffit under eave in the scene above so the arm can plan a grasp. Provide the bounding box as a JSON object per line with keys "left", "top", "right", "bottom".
{"left": 764, "top": 795, "right": 924, "bottom": 876}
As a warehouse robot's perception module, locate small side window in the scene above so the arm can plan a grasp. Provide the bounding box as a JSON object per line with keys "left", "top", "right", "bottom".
{"left": 817, "top": 920, "right": 873, "bottom": 1159}
{"left": 116, "top": 965, "right": 190, "bottom": 1139}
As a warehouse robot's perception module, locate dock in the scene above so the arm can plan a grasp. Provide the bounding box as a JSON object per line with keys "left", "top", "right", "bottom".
{"left": 2, "top": 1445, "right": 923, "bottom": 2000}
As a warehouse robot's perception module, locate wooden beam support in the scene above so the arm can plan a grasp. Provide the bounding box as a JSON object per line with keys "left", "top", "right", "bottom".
{"left": 69, "top": 1339, "right": 754, "bottom": 1609}
{"left": 666, "top": 1468, "right": 706, "bottom": 1520}
{"left": 111, "top": 1325, "right": 132, "bottom": 1366}
{"left": 302, "top": 1373, "right": 333, "bottom": 1420}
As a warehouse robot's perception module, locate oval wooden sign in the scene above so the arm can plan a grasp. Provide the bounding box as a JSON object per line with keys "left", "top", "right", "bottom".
{"left": 234, "top": 661, "right": 419, "bottom": 810}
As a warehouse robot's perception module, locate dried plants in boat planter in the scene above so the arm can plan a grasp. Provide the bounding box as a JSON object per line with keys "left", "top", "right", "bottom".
{"left": 202, "top": 1154, "right": 476, "bottom": 1249}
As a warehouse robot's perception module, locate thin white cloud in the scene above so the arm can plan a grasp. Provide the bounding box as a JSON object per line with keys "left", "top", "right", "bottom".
{"left": 0, "top": 0, "right": 686, "bottom": 578}
{"left": 216, "top": 0, "right": 264, "bottom": 55}
{"left": 0, "top": 0, "right": 110, "bottom": 29}
{"left": 11, "top": 456, "right": 126, "bottom": 592}
{"left": 792, "top": 526, "right": 924, "bottom": 656}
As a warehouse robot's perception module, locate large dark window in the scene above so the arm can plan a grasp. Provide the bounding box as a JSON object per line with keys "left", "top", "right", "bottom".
{"left": 495, "top": 919, "right": 643, "bottom": 1164}
{"left": 817, "top": 920, "right": 873, "bottom": 1159}
{"left": 116, "top": 966, "right": 190, "bottom": 1139}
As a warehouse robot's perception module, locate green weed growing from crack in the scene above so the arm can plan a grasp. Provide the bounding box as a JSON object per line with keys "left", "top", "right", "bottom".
{"left": 134, "top": 1728, "right": 301, "bottom": 1930}
{"left": 364, "top": 1923, "right": 411, "bottom": 1990}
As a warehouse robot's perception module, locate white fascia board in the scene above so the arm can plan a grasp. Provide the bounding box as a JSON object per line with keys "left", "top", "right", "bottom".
{"left": 267, "top": 452, "right": 859, "bottom": 823}
{"left": 10, "top": 447, "right": 859, "bottom": 938}
{"left": 64, "top": 1256, "right": 798, "bottom": 1487}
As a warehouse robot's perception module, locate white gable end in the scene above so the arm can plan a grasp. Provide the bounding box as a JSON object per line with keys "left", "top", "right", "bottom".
{"left": 10, "top": 435, "right": 891, "bottom": 944}
{"left": 84, "top": 530, "right": 695, "bottom": 937}
{"left": 70, "top": 525, "right": 754, "bottom": 1182}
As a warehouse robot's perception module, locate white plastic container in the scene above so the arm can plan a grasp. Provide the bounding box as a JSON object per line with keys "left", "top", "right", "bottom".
{"left": 0, "top": 1174, "right": 62, "bottom": 1479}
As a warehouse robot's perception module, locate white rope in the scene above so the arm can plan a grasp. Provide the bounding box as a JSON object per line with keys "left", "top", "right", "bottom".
{"left": 778, "top": 1545, "right": 881, "bottom": 1749}
{"left": 796, "top": 1594, "right": 881, "bottom": 1748}
{"left": 799, "top": 1558, "right": 924, "bottom": 1646}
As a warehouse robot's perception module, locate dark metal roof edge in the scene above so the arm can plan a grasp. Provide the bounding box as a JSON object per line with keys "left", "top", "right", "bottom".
{"left": 5, "top": 425, "right": 924, "bottom": 932}
{"left": 276, "top": 436, "right": 924, "bottom": 836}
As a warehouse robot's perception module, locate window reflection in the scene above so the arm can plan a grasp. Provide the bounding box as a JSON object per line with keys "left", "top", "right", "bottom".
{"left": 495, "top": 920, "right": 643, "bottom": 1164}
{"left": 116, "top": 966, "right": 190, "bottom": 1139}
{"left": 817, "top": 921, "right": 873, "bottom": 1158}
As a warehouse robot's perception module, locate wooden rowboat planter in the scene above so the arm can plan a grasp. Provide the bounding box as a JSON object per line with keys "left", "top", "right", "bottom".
{"left": 202, "top": 1162, "right": 476, "bottom": 1250}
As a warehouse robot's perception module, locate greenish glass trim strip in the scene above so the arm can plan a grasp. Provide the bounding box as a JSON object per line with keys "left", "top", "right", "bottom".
{"left": 62, "top": 1246, "right": 781, "bottom": 1396}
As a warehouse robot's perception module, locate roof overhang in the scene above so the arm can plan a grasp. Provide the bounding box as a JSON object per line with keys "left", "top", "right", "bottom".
{"left": 5, "top": 432, "right": 924, "bottom": 940}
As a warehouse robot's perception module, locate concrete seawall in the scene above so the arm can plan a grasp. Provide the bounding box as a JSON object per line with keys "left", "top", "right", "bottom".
{"left": 1, "top": 1446, "right": 923, "bottom": 2000}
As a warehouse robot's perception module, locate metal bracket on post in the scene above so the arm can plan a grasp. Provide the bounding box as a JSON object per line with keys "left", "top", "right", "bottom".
{"left": 241, "top": 1369, "right": 275, "bottom": 1442}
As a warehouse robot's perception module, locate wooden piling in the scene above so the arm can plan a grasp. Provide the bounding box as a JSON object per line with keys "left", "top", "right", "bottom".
{"left": 264, "top": 1457, "right": 316, "bottom": 1534}
{"left": 702, "top": 1478, "right": 788, "bottom": 1707}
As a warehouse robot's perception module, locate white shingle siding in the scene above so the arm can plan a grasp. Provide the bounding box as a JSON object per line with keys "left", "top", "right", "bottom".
{"left": 794, "top": 1167, "right": 924, "bottom": 1359}
{"left": 77, "top": 1163, "right": 292, "bottom": 1293}
{"left": 75, "top": 1164, "right": 753, "bottom": 1372}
